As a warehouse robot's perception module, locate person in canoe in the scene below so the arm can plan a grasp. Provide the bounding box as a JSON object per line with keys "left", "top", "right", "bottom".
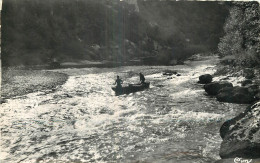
{"left": 115, "top": 75, "right": 123, "bottom": 88}
{"left": 139, "top": 72, "right": 145, "bottom": 84}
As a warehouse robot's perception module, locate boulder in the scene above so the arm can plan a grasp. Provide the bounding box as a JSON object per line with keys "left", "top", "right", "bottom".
{"left": 204, "top": 82, "right": 233, "bottom": 95}
{"left": 198, "top": 74, "right": 213, "bottom": 84}
{"left": 217, "top": 86, "right": 255, "bottom": 104}
{"left": 219, "top": 102, "right": 260, "bottom": 159}
{"left": 241, "top": 79, "right": 253, "bottom": 86}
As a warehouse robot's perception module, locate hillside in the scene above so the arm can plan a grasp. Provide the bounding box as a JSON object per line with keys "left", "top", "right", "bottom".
{"left": 2, "top": 0, "right": 229, "bottom": 67}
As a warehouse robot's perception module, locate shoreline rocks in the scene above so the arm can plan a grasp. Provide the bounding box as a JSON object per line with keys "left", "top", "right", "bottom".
{"left": 199, "top": 71, "right": 260, "bottom": 162}
{"left": 204, "top": 81, "right": 233, "bottom": 96}
{"left": 217, "top": 86, "right": 255, "bottom": 104}
{"left": 219, "top": 102, "right": 260, "bottom": 159}
{"left": 201, "top": 77, "right": 259, "bottom": 104}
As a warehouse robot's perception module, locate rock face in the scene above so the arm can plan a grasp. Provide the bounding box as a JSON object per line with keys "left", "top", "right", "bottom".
{"left": 219, "top": 101, "right": 260, "bottom": 159}
{"left": 204, "top": 81, "right": 233, "bottom": 95}
{"left": 198, "top": 74, "right": 213, "bottom": 84}
{"left": 217, "top": 86, "right": 255, "bottom": 104}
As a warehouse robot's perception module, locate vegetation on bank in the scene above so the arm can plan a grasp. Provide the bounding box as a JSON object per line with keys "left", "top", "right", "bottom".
{"left": 2, "top": 0, "right": 228, "bottom": 67}
{"left": 218, "top": 1, "right": 260, "bottom": 69}
{"left": 1, "top": 70, "right": 68, "bottom": 99}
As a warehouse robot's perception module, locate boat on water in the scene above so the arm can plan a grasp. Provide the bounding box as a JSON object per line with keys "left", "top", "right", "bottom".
{"left": 112, "top": 82, "right": 150, "bottom": 95}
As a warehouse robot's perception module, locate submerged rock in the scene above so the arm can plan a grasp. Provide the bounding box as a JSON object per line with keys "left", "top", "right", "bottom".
{"left": 198, "top": 74, "right": 213, "bottom": 84}
{"left": 219, "top": 101, "right": 260, "bottom": 159}
{"left": 163, "top": 70, "right": 177, "bottom": 76}
{"left": 217, "top": 86, "right": 255, "bottom": 104}
{"left": 204, "top": 81, "right": 233, "bottom": 95}
{"left": 163, "top": 72, "right": 174, "bottom": 76}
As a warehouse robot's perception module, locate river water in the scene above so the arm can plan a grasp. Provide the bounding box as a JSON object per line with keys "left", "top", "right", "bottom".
{"left": 0, "top": 56, "right": 247, "bottom": 163}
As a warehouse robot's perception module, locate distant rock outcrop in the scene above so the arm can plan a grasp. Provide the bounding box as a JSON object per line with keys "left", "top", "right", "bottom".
{"left": 204, "top": 81, "right": 233, "bottom": 95}
{"left": 219, "top": 101, "right": 260, "bottom": 159}
{"left": 198, "top": 74, "right": 213, "bottom": 84}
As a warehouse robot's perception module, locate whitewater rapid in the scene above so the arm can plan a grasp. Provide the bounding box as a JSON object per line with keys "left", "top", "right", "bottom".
{"left": 0, "top": 56, "right": 247, "bottom": 163}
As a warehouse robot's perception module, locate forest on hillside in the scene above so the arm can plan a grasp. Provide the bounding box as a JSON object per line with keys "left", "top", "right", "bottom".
{"left": 2, "top": 0, "right": 229, "bottom": 66}
{"left": 218, "top": 1, "right": 260, "bottom": 69}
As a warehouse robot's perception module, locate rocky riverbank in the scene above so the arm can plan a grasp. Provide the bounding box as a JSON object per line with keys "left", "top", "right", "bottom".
{"left": 198, "top": 64, "right": 260, "bottom": 162}
{"left": 1, "top": 69, "right": 68, "bottom": 101}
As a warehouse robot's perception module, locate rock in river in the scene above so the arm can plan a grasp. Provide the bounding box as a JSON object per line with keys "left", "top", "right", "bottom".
{"left": 204, "top": 81, "right": 233, "bottom": 95}
{"left": 198, "top": 74, "right": 213, "bottom": 84}
{"left": 217, "top": 86, "right": 255, "bottom": 104}
{"left": 219, "top": 101, "right": 260, "bottom": 159}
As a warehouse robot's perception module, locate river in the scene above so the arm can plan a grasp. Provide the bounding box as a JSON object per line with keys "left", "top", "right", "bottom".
{"left": 0, "top": 55, "right": 247, "bottom": 163}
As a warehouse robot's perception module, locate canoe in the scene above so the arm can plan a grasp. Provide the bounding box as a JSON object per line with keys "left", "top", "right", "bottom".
{"left": 112, "top": 82, "right": 150, "bottom": 95}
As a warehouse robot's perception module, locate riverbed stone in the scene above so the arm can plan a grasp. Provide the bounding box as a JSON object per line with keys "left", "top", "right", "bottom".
{"left": 204, "top": 81, "right": 233, "bottom": 95}
{"left": 163, "top": 70, "right": 177, "bottom": 76}
{"left": 217, "top": 86, "right": 255, "bottom": 104}
{"left": 219, "top": 101, "right": 260, "bottom": 159}
{"left": 198, "top": 74, "right": 213, "bottom": 84}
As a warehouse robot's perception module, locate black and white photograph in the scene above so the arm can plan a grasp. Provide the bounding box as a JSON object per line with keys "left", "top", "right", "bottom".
{"left": 0, "top": 0, "right": 260, "bottom": 162}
